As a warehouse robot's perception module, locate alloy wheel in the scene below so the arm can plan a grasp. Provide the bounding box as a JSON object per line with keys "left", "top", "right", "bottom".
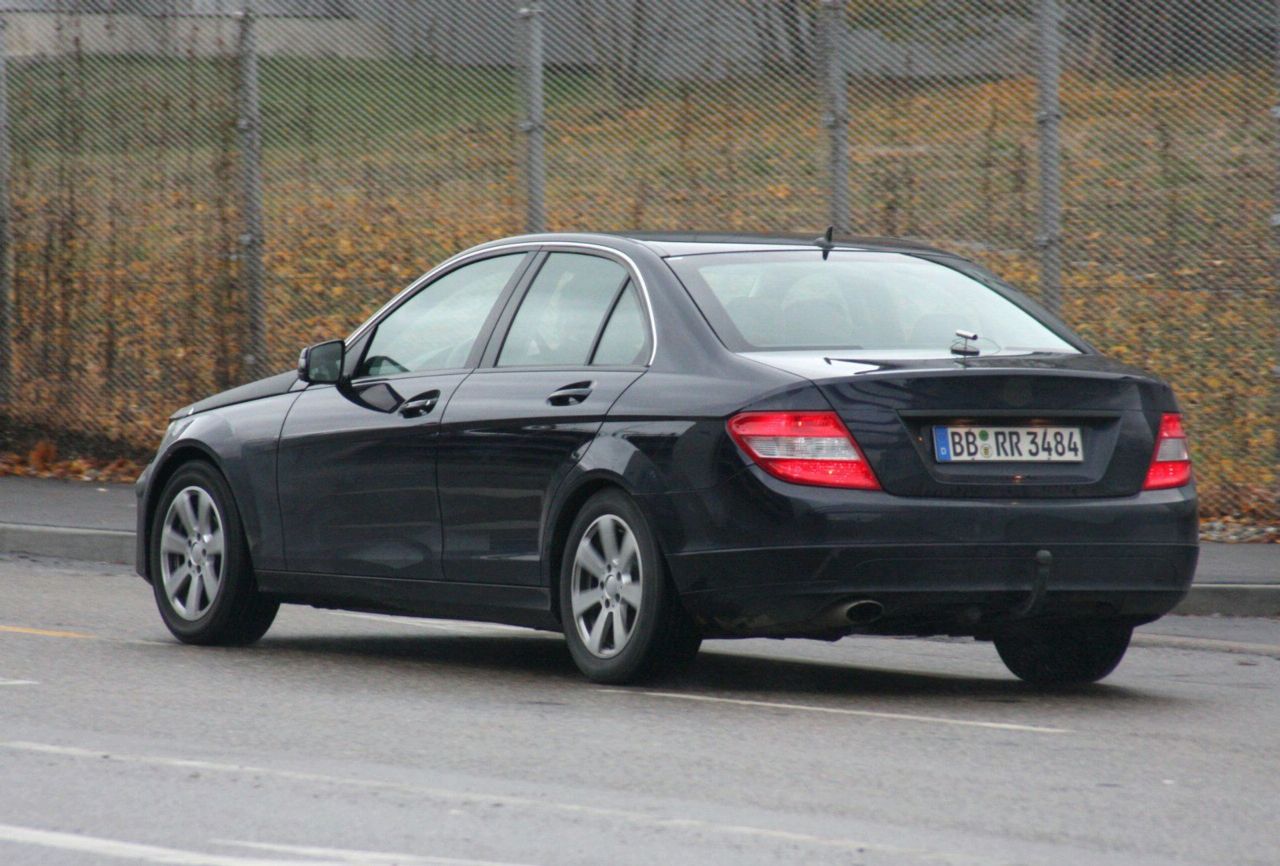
{"left": 570, "top": 514, "right": 643, "bottom": 658}
{"left": 159, "top": 486, "right": 225, "bottom": 621}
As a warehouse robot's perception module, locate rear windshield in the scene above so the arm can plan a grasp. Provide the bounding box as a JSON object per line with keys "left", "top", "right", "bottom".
{"left": 666, "top": 251, "right": 1078, "bottom": 357}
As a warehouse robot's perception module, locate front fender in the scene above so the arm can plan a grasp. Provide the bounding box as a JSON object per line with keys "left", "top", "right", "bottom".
{"left": 137, "top": 392, "right": 300, "bottom": 581}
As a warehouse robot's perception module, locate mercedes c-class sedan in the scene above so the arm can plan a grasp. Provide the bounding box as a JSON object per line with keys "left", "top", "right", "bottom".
{"left": 136, "top": 232, "right": 1197, "bottom": 685}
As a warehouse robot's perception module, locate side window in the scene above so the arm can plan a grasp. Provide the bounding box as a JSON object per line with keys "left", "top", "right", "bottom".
{"left": 591, "top": 284, "right": 649, "bottom": 366}
{"left": 359, "top": 254, "right": 523, "bottom": 377}
{"left": 498, "top": 253, "right": 627, "bottom": 367}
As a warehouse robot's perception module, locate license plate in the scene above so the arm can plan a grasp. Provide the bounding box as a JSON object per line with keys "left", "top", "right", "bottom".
{"left": 933, "top": 426, "right": 1083, "bottom": 463}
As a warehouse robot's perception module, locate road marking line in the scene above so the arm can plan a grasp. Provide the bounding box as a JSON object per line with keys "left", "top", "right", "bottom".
{"left": 0, "top": 624, "right": 93, "bottom": 639}
{"left": 606, "top": 690, "right": 1072, "bottom": 734}
{"left": 322, "top": 610, "right": 535, "bottom": 635}
{"left": 0, "top": 822, "right": 337, "bottom": 866}
{"left": 0, "top": 679, "right": 38, "bottom": 686}
{"left": 0, "top": 741, "right": 991, "bottom": 864}
{"left": 215, "top": 840, "right": 535, "bottom": 866}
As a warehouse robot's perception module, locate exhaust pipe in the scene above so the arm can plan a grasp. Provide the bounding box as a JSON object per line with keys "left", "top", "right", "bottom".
{"left": 844, "top": 600, "right": 884, "bottom": 626}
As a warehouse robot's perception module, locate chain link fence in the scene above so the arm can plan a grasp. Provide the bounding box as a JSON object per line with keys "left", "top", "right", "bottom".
{"left": 0, "top": 0, "right": 1275, "bottom": 520}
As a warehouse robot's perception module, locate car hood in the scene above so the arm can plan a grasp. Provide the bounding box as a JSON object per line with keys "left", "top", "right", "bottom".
{"left": 169, "top": 371, "right": 300, "bottom": 420}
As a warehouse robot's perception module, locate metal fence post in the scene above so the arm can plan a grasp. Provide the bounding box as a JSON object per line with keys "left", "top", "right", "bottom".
{"left": 519, "top": 2, "right": 546, "bottom": 233}
{"left": 0, "top": 18, "right": 11, "bottom": 406}
{"left": 821, "top": 0, "right": 850, "bottom": 234}
{"left": 1035, "top": 0, "right": 1064, "bottom": 314}
{"left": 1273, "top": 0, "right": 1280, "bottom": 467}
{"left": 236, "top": 4, "right": 268, "bottom": 381}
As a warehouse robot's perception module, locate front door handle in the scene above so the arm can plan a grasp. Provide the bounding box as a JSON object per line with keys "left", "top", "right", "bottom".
{"left": 399, "top": 390, "right": 440, "bottom": 418}
{"left": 546, "top": 381, "right": 593, "bottom": 407}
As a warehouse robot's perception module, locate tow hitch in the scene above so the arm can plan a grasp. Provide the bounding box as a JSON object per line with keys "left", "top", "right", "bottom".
{"left": 1009, "top": 549, "right": 1052, "bottom": 619}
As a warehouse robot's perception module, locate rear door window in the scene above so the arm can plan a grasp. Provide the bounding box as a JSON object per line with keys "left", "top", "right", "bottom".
{"left": 498, "top": 253, "right": 629, "bottom": 367}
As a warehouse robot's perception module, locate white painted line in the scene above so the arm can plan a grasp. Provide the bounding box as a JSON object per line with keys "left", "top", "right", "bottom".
{"left": 607, "top": 690, "right": 1072, "bottom": 734}
{"left": 0, "top": 741, "right": 991, "bottom": 864}
{"left": 0, "top": 679, "right": 37, "bottom": 686}
{"left": 322, "top": 610, "right": 538, "bottom": 636}
{"left": 0, "top": 822, "right": 333, "bottom": 866}
{"left": 0, "top": 823, "right": 531, "bottom": 866}
{"left": 216, "top": 840, "right": 535, "bottom": 866}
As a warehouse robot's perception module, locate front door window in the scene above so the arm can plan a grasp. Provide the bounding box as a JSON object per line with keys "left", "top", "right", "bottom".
{"left": 359, "top": 254, "right": 525, "bottom": 376}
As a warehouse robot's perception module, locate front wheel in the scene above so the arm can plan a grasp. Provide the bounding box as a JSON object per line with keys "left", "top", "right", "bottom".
{"left": 150, "top": 461, "right": 278, "bottom": 646}
{"left": 994, "top": 621, "right": 1133, "bottom": 686}
{"left": 560, "top": 490, "right": 700, "bottom": 684}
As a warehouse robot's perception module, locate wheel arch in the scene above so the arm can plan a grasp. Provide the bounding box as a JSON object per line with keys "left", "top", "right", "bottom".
{"left": 542, "top": 471, "right": 634, "bottom": 625}
{"left": 140, "top": 442, "right": 232, "bottom": 583}
{"left": 541, "top": 426, "right": 697, "bottom": 622}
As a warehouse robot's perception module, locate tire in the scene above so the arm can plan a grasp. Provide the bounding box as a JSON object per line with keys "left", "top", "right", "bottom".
{"left": 149, "top": 461, "right": 278, "bottom": 646}
{"left": 994, "top": 621, "right": 1133, "bottom": 686}
{"left": 559, "top": 489, "right": 701, "bottom": 684}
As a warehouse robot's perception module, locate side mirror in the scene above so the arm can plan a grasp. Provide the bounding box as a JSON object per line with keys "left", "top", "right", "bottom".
{"left": 297, "top": 339, "right": 345, "bottom": 385}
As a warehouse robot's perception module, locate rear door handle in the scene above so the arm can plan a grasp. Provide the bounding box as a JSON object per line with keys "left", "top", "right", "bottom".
{"left": 546, "top": 381, "right": 593, "bottom": 407}
{"left": 399, "top": 390, "right": 440, "bottom": 418}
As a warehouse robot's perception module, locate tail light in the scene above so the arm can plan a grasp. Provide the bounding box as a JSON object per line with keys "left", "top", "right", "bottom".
{"left": 1143, "top": 413, "right": 1192, "bottom": 490}
{"left": 727, "top": 411, "right": 881, "bottom": 490}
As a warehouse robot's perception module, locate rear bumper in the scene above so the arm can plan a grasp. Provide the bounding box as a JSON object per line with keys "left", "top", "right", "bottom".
{"left": 671, "top": 541, "right": 1196, "bottom": 637}
{"left": 649, "top": 468, "right": 1198, "bottom": 637}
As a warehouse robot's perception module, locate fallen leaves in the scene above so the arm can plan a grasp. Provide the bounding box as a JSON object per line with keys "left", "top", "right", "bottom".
{"left": 0, "top": 441, "right": 143, "bottom": 484}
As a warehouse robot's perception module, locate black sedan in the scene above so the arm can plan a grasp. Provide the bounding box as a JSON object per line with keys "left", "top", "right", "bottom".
{"left": 136, "top": 232, "right": 1198, "bottom": 685}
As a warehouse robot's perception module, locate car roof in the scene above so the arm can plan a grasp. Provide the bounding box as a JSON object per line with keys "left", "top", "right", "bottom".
{"left": 613, "top": 231, "right": 952, "bottom": 258}
{"left": 472, "top": 231, "right": 957, "bottom": 260}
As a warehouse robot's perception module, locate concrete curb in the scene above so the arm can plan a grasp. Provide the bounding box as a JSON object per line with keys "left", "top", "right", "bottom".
{"left": 0, "top": 522, "right": 134, "bottom": 566}
{"left": 0, "top": 524, "right": 1275, "bottom": 618}
{"left": 1131, "top": 632, "right": 1280, "bottom": 659}
{"left": 1174, "top": 585, "right": 1280, "bottom": 618}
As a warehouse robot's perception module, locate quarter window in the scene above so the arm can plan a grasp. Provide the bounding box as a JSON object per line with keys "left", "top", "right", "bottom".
{"left": 498, "top": 253, "right": 628, "bottom": 367}
{"left": 358, "top": 254, "right": 523, "bottom": 377}
{"left": 592, "top": 284, "right": 648, "bottom": 366}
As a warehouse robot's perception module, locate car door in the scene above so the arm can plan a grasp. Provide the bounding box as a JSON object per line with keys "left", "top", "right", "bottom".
{"left": 437, "top": 250, "right": 652, "bottom": 586}
{"left": 276, "top": 252, "right": 531, "bottom": 579}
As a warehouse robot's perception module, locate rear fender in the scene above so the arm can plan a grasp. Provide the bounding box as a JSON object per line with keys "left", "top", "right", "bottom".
{"left": 538, "top": 432, "right": 686, "bottom": 617}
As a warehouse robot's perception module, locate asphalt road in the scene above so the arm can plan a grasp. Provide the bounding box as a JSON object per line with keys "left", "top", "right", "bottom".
{"left": 2, "top": 556, "right": 1278, "bottom": 866}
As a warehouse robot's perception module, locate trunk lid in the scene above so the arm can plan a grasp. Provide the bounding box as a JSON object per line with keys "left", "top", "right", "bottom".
{"left": 742, "top": 351, "right": 1176, "bottom": 499}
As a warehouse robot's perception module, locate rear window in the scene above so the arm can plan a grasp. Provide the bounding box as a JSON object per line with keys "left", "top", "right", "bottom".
{"left": 666, "top": 251, "right": 1078, "bottom": 357}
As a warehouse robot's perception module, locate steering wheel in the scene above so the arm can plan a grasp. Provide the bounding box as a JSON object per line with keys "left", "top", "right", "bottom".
{"left": 361, "top": 355, "right": 409, "bottom": 376}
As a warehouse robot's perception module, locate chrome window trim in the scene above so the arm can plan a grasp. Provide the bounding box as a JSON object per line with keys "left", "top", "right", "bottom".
{"left": 345, "top": 241, "right": 659, "bottom": 367}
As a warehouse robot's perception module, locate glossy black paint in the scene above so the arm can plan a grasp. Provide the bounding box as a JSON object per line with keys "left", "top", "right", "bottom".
{"left": 275, "top": 370, "right": 470, "bottom": 579}
{"left": 437, "top": 367, "right": 643, "bottom": 586}
{"left": 137, "top": 232, "right": 1198, "bottom": 639}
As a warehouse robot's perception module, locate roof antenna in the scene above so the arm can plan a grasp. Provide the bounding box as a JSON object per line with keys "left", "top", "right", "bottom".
{"left": 814, "top": 225, "right": 835, "bottom": 260}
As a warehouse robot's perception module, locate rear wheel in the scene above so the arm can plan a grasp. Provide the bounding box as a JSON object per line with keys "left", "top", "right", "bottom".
{"left": 560, "top": 489, "right": 700, "bottom": 684}
{"left": 150, "top": 461, "right": 278, "bottom": 646}
{"left": 994, "top": 621, "right": 1133, "bottom": 686}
